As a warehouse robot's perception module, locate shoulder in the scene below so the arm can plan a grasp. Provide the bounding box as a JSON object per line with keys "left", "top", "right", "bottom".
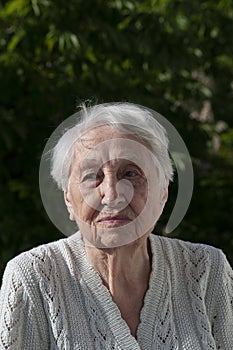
{"left": 149, "top": 234, "right": 233, "bottom": 311}
{"left": 0, "top": 235, "right": 83, "bottom": 349}
{"left": 2, "top": 232, "right": 82, "bottom": 287}
{"left": 150, "top": 233, "right": 225, "bottom": 265}
{"left": 9, "top": 231, "right": 81, "bottom": 262}
{"left": 149, "top": 234, "right": 231, "bottom": 288}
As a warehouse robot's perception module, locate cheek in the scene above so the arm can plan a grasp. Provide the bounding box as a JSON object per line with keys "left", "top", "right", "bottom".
{"left": 130, "top": 183, "right": 148, "bottom": 212}
{"left": 72, "top": 188, "right": 99, "bottom": 222}
{"left": 131, "top": 177, "right": 163, "bottom": 214}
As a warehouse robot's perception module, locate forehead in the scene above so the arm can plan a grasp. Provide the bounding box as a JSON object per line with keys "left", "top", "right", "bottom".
{"left": 75, "top": 126, "right": 141, "bottom": 156}
{"left": 78, "top": 125, "right": 137, "bottom": 145}
{"left": 72, "top": 125, "right": 153, "bottom": 169}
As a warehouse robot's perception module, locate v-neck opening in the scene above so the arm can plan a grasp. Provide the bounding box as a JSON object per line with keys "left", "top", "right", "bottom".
{"left": 67, "top": 232, "right": 166, "bottom": 349}
{"left": 136, "top": 235, "right": 166, "bottom": 348}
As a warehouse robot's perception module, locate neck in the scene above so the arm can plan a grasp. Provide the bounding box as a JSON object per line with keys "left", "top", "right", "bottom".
{"left": 84, "top": 233, "right": 152, "bottom": 338}
{"left": 84, "top": 233, "right": 152, "bottom": 294}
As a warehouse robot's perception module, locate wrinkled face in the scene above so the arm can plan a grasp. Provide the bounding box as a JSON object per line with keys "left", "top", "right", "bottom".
{"left": 64, "top": 126, "right": 168, "bottom": 248}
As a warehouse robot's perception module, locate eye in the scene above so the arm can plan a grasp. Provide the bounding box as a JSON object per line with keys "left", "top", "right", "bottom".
{"left": 82, "top": 171, "right": 103, "bottom": 186}
{"left": 124, "top": 170, "right": 139, "bottom": 178}
{"left": 83, "top": 173, "right": 99, "bottom": 181}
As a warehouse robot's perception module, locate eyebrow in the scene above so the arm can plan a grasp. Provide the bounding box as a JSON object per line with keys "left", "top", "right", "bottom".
{"left": 79, "top": 159, "right": 100, "bottom": 171}
{"left": 81, "top": 153, "right": 146, "bottom": 166}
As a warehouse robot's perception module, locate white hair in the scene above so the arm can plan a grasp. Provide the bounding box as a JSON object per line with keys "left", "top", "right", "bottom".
{"left": 51, "top": 102, "right": 174, "bottom": 190}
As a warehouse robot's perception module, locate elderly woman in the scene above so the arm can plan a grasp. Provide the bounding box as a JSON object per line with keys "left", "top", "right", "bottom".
{"left": 0, "top": 103, "right": 232, "bottom": 349}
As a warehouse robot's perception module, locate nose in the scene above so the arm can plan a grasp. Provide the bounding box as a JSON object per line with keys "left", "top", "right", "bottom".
{"left": 100, "top": 174, "right": 125, "bottom": 207}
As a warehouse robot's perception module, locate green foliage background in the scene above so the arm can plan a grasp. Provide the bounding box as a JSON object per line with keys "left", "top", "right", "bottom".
{"left": 0, "top": 0, "right": 233, "bottom": 278}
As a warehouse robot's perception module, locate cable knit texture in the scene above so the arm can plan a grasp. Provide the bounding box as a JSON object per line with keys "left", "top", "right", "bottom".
{"left": 0, "top": 232, "right": 232, "bottom": 349}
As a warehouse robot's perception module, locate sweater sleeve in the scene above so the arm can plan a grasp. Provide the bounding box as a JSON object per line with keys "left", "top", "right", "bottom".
{"left": 0, "top": 258, "right": 50, "bottom": 350}
{"left": 211, "top": 250, "right": 233, "bottom": 349}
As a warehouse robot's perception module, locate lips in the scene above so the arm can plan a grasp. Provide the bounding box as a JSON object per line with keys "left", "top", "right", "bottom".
{"left": 96, "top": 215, "right": 131, "bottom": 225}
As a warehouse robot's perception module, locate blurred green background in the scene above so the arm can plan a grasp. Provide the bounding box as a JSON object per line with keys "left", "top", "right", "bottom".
{"left": 0, "top": 0, "right": 233, "bottom": 279}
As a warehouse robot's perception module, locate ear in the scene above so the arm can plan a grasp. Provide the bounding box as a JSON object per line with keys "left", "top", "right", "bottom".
{"left": 63, "top": 190, "right": 75, "bottom": 221}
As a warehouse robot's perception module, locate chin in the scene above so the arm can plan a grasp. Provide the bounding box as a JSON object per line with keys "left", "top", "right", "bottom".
{"left": 82, "top": 221, "right": 144, "bottom": 249}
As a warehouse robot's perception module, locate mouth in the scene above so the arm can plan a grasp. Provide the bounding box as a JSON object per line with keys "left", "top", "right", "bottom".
{"left": 96, "top": 215, "right": 131, "bottom": 226}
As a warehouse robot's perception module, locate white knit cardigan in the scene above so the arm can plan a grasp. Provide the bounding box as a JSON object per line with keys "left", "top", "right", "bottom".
{"left": 0, "top": 232, "right": 232, "bottom": 349}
